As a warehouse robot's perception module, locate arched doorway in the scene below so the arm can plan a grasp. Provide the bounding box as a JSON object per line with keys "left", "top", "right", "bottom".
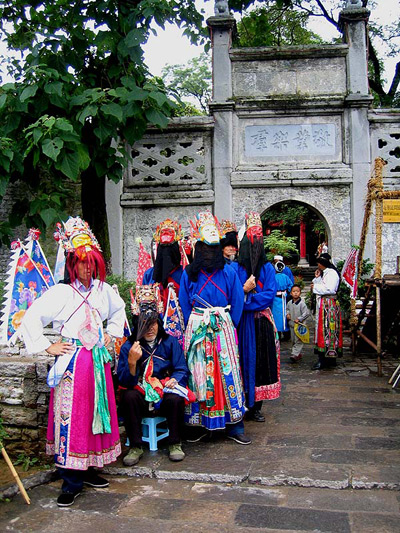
{"left": 261, "top": 201, "right": 330, "bottom": 267}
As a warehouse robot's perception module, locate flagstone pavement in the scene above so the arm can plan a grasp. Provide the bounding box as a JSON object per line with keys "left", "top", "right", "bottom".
{"left": 1, "top": 338, "right": 399, "bottom": 532}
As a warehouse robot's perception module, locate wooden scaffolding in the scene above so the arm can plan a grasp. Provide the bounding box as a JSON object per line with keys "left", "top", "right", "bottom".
{"left": 351, "top": 158, "right": 400, "bottom": 377}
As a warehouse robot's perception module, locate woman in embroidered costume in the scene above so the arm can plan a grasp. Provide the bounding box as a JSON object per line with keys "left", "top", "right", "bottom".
{"left": 311, "top": 254, "right": 343, "bottom": 370}
{"left": 232, "top": 212, "right": 280, "bottom": 424}
{"left": 179, "top": 212, "right": 250, "bottom": 444}
{"left": 19, "top": 217, "right": 125, "bottom": 507}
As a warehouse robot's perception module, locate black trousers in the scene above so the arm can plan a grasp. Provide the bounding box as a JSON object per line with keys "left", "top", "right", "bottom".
{"left": 120, "top": 389, "right": 185, "bottom": 447}
{"left": 58, "top": 466, "right": 99, "bottom": 493}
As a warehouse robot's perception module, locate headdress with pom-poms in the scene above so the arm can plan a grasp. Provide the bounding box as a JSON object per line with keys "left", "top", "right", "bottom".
{"left": 153, "top": 219, "right": 183, "bottom": 244}
{"left": 53, "top": 216, "right": 101, "bottom": 260}
{"left": 189, "top": 211, "right": 222, "bottom": 245}
{"left": 245, "top": 212, "right": 262, "bottom": 230}
{"left": 220, "top": 219, "right": 238, "bottom": 236}
{"left": 130, "top": 284, "right": 164, "bottom": 316}
{"left": 130, "top": 284, "right": 164, "bottom": 340}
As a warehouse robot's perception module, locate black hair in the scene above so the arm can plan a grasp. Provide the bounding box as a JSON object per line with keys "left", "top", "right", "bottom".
{"left": 291, "top": 284, "right": 302, "bottom": 290}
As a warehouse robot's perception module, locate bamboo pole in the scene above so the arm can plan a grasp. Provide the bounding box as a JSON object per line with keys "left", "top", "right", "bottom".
{"left": 1, "top": 445, "right": 31, "bottom": 504}
{"left": 374, "top": 158, "right": 384, "bottom": 377}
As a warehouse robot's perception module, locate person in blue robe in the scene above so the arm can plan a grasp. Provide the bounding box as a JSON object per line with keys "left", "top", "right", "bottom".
{"left": 234, "top": 212, "right": 281, "bottom": 424}
{"left": 271, "top": 261, "right": 293, "bottom": 334}
{"left": 273, "top": 255, "right": 294, "bottom": 284}
{"left": 142, "top": 219, "right": 184, "bottom": 312}
{"left": 179, "top": 211, "right": 250, "bottom": 445}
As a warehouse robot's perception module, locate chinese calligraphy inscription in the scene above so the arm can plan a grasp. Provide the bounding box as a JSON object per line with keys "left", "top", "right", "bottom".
{"left": 245, "top": 124, "right": 336, "bottom": 157}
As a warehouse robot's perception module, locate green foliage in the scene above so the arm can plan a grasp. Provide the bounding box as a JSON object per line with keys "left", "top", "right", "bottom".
{"left": 236, "top": 5, "right": 325, "bottom": 47}
{"left": 106, "top": 275, "right": 135, "bottom": 316}
{"left": 162, "top": 53, "right": 211, "bottom": 113}
{"left": 0, "top": 0, "right": 207, "bottom": 245}
{"left": 264, "top": 201, "right": 326, "bottom": 234}
{"left": 14, "top": 453, "right": 39, "bottom": 472}
{"left": 264, "top": 229, "right": 299, "bottom": 260}
{"left": 170, "top": 101, "right": 204, "bottom": 117}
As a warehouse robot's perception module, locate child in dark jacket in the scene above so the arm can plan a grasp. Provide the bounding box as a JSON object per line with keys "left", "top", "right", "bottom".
{"left": 286, "top": 284, "right": 311, "bottom": 363}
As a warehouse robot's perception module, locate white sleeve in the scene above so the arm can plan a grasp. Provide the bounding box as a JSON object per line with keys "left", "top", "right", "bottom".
{"left": 313, "top": 270, "right": 339, "bottom": 296}
{"left": 103, "top": 283, "right": 126, "bottom": 338}
{"left": 18, "top": 285, "right": 69, "bottom": 354}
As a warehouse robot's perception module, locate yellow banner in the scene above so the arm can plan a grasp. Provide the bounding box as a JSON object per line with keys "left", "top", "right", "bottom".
{"left": 294, "top": 323, "right": 310, "bottom": 344}
{"left": 383, "top": 199, "right": 400, "bottom": 223}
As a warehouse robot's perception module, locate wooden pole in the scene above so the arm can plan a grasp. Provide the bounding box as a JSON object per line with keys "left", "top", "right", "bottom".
{"left": 374, "top": 159, "right": 384, "bottom": 378}
{"left": 1, "top": 446, "right": 31, "bottom": 505}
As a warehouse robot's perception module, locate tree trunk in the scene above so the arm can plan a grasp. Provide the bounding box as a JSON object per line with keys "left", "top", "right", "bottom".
{"left": 81, "top": 167, "right": 112, "bottom": 272}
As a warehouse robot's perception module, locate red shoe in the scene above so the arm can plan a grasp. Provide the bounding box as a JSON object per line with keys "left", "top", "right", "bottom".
{"left": 290, "top": 354, "right": 302, "bottom": 363}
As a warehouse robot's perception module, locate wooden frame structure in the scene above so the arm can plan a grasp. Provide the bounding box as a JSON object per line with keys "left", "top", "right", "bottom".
{"left": 351, "top": 158, "right": 400, "bottom": 377}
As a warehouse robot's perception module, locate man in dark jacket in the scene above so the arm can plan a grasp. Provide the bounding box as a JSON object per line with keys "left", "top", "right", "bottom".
{"left": 118, "top": 286, "right": 189, "bottom": 465}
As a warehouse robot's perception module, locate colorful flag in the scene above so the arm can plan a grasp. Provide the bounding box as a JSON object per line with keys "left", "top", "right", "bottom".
{"left": 136, "top": 240, "right": 152, "bottom": 286}
{"left": 0, "top": 240, "right": 51, "bottom": 345}
{"left": 163, "top": 285, "right": 185, "bottom": 347}
{"left": 341, "top": 248, "right": 359, "bottom": 299}
{"left": 25, "top": 229, "right": 55, "bottom": 287}
{"left": 294, "top": 322, "right": 310, "bottom": 344}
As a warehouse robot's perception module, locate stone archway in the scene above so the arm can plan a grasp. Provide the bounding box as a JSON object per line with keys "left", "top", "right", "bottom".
{"left": 261, "top": 200, "right": 331, "bottom": 267}
{"left": 232, "top": 185, "right": 351, "bottom": 264}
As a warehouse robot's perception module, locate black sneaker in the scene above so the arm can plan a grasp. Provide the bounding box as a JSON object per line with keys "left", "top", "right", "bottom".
{"left": 57, "top": 491, "right": 81, "bottom": 507}
{"left": 83, "top": 474, "right": 109, "bottom": 488}
{"left": 227, "top": 434, "right": 252, "bottom": 445}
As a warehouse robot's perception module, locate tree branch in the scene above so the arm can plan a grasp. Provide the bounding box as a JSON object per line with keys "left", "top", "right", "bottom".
{"left": 388, "top": 61, "right": 400, "bottom": 100}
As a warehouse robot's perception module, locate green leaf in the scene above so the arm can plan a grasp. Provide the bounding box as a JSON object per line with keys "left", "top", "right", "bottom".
{"left": 41, "top": 137, "right": 63, "bottom": 161}
{"left": 125, "top": 86, "right": 148, "bottom": 102}
{"left": 0, "top": 176, "right": 9, "bottom": 197}
{"left": 149, "top": 91, "right": 169, "bottom": 107}
{"left": 101, "top": 102, "right": 123, "bottom": 122}
{"left": 94, "top": 122, "right": 114, "bottom": 144}
{"left": 40, "top": 207, "right": 58, "bottom": 227}
{"left": 77, "top": 105, "right": 98, "bottom": 124}
{"left": 145, "top": 108, "right": 169, "bottom": 129}
{"left": 57, "top": 151, "right": 80, "bottom": 180}
{"left": 124, "top": 28, "right": 146, "bottom": 48}
{"left": 33, "top": 128, "right": 43, "bottom": 145}
{"left": 20, "top": 85, "right": 38, "bottom": 103}
{"left": 55, "top": 118, "right": 73, "bottom": 132}
{"left": 44, "top": 82, "right": 63, "bottom": 96}
{"left": 70, "top": 94, "right": 91, "bottom": 107}
{"left": 76, "top": 144, "right": 90, "bottom": 170}
{"left": 0, "top": 94, "right": 7, "bottom": 109}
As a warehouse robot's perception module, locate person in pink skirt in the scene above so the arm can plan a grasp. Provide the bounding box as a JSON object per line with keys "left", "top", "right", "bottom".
{"left": 19, "top": 217, "right": 125, "bottom": 507}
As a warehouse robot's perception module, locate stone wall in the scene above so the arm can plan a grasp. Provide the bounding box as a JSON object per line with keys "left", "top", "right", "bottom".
{"left": 0, "top": 332, "right": 56, "bottom": 455}
{"left": 120, "top": 117, "right": 214, "bottom": 279}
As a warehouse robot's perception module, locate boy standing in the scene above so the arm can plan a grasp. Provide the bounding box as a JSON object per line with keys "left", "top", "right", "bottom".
{"left": 286, "top": 284, "right": 311, "bottom": 363}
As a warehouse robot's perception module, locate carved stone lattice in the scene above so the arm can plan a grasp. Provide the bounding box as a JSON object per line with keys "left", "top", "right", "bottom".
{"left": 375, "top": 132, "right": 400, "bottom": 182}
{"left": 126, "top": 134, "right": 210, "bottom": 191}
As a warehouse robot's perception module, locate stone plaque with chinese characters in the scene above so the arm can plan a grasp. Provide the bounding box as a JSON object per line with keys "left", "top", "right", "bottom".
{"left": 383, "top": 199, "right": 400, "bottom": 223}
{"left": 245, "top": 124, "right": 336, "bottom": 157}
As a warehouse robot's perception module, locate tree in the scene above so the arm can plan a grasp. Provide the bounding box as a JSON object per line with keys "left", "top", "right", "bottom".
{"left": 229, "top": 0, "right": 400, "bottom": 108}
{"left": 236, "top": 5, "right": 324, "bottom": 47}
{"left": 162, "top": 52, "right": 212, "bottom": 114}
{"left": 0, "top": 1, "right": 207, "bottom": 257}
{"left": 264, "top": 229, "right": 299, "bottom": 261}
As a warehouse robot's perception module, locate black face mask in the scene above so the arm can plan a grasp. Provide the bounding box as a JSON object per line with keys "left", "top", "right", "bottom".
{"left": 185, "top": 241, "right": 225, "bottom": 282}
{"left": 152, "top": 241, "right": 181, "bottom": 288}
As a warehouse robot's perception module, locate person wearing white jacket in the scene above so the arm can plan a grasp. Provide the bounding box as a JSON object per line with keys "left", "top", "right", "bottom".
{"left": 311, "top": 255, "right": 343, "bottom": 370}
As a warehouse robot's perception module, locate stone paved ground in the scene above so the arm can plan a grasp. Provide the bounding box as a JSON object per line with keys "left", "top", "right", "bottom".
{"left": 1, "top": 339, "right": 399, "bottom": 532}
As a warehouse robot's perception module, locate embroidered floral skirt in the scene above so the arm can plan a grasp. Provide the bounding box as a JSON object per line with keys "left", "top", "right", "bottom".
{"left": 184, "top": 307, "right": 246, "bottom": 430}
{"left": 315, "top": 297, "right": 343, "bottom": 358}
{"left": 46, "top": 347, "right": 121, "bottom": 470}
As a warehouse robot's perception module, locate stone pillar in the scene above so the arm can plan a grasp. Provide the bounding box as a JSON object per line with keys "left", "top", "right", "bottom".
{"left": 339, "top": 6, "right": 373, "bottom": 258}
{"left": 207, "top": 15, "right": 236, "bottom": 221}
{"left": 298, "top": 219, "right": 309, "bottom": 266}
